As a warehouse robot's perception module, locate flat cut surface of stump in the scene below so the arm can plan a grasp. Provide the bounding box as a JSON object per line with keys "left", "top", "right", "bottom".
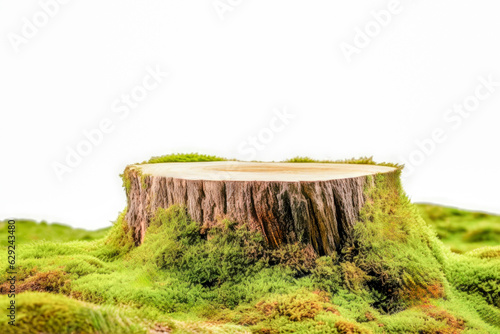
{"left": 126, "top": 162, "right": 397, "bottom": 255}
{"left": 137, "top": 161, "right": 395, "bottom": 181}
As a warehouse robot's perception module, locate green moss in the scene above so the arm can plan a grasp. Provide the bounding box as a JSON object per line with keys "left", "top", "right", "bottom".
{"left": 467, "top": 246, "right": 500, "bottom": 259}
{"left": 100, "top": 209, "right": 136, "bottom": 260}
{"left": 417, "top": 203, "right": 500, "bottom": 253}
{"left": 121, "top": 166, "right": 145, "bottom": 193}
{"left": 0, "top": 292, "right": 149, "bottom": 334}
{"left": 120, "top": 171, "right": 132, "bottom": 194}
{"left": 0, "top": 220, "right": 108, "bottom": 247}
{"left": 446, "top": 254, "right": 500, "bottom": 308}
{"left": 145, "top": 153, "right": 228, "bottom": 164}
{"left": 283, "top": 156, "right": 403, "bottom": 170}
{"left": 311, "top": 256, "right": 343, "bottom": 294}
{"left": 135, "top": 152, "right": 401, "bottom": 169}
{"left": 3, "top": 158, "right": 500, "bottom": 333}
{"left": 340, "top": 172, "right": 447, "bottom": 312}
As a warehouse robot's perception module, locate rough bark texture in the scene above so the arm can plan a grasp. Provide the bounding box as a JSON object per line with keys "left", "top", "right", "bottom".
{"left": 124, "top": 166, "right": 397, "bottom": 255}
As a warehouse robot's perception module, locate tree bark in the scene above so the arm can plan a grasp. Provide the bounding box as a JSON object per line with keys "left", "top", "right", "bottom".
{"left": 124, "top": 162, "right": 397, "bottom": 255}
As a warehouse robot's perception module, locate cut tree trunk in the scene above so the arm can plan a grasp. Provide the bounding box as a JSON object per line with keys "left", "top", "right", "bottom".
{"left": 124, "top": 161, "right": 397, "bottom": 255}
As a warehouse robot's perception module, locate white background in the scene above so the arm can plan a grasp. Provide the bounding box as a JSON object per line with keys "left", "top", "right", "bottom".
{"left": 1, "top": 0, "right": 499, "bottom": 230}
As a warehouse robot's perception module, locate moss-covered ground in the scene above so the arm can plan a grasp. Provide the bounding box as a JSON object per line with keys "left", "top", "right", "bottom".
{"left": 1, "top": 154, "right": 499, "bottom": 333}
{"left": 417, "top": 204, "right": 500, "bottom": 254}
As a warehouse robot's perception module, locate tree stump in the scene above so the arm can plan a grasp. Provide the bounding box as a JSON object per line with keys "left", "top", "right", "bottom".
{"left": 124, "top": 162, "right": 397, "bottom": 255}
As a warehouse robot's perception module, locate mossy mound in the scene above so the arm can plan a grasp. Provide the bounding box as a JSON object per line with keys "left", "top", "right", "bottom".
{"left": 0, "top": 220, "right": 109, "bottom": 247}
{"left": 0, "top": 292, "right": 149, "bottom": 334}
{"left": 417, "top": 203, "right": 500, "bottom": 254}
{"left": 2, "top": 153, "right": 499, "bottom": 333}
